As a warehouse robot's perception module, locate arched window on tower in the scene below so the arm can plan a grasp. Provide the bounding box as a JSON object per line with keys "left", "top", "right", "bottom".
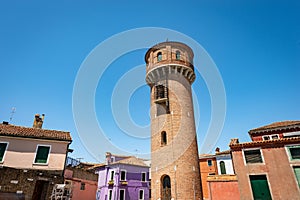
{"left": 161, "top": 131, "right": 167, "bottom": 145}
{"left": 157, "top": 52, "right": 162, "bottom": 62}
{"left": 220, "top": 161, "right": 226, "bottom": 174}
{"left": 162, "top": 175, "right": 171, "bottom": 200}
{"left": 175, "top": 50, "right": 181, "bottom": 60}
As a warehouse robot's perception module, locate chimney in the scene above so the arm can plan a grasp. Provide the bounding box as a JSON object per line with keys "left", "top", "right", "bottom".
{"left": 230, "top": 138, "right": 239, "bottom": 145}
{"left": 33, "top": 114, "right": 45, "bottom": 128}
{"left": 105, "top": 152, "right": 112, "bottom": 165}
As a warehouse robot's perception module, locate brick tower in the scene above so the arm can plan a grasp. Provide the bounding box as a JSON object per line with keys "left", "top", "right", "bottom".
{"left": 145, "top": 42, "right": 202, "bottom": 200}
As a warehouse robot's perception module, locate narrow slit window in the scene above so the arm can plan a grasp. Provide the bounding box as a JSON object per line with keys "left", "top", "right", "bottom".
{"left": 176, "top": 50, "right": 181, "bottom": 60}
{"left": 157, "top": 52, "right": 162, "bottom": 62}
{"left": 161, "top": 131, "right": 167, "bottom": 145}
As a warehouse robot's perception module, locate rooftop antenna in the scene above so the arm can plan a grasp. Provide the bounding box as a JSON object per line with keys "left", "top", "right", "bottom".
{"left": 9, "top": 107, "right": 16, "bottom": 123}
{"left": 166, "top": 38, "right": 169, "bottom": 42}
{"left": 134, "top": 149, "right": 139, "bottom": 158}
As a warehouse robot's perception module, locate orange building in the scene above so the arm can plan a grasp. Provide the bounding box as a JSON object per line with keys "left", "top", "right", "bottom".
{"left": 199, "top": 154, "right": 218, "bottom": 199}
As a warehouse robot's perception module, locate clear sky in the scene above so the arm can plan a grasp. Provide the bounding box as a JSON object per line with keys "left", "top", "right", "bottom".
{"left": 0, "top": 1, "right": 299, "bottom": 163}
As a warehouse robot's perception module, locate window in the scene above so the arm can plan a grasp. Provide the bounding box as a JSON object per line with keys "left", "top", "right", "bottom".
{"left": 110, "top": 170, "right": 115, "bottom": 181}
{"left": 244, "top": 149, "right": 263, "bottom": 164}
{"left": 34, "top": 145, "right": 50, "bottom": 164}
{"left": 288, "top": 146, "right": 300, "bottom": 160}
{"left": 161, "top": 131, "right": 167, "bottom": 145}
{"left": 220, "top": 161, "right": 226, "bottom": 174}
{"left": 80, "top": 182, "right": 85, "bottom": 190}
{"left": 294, "top": 166, "right": 300, "bottom": 188}
{"left": 262, "top": 135, "right": 270, "bottom": 141}
{"left": 157, "top": 52, "right": 162, "bottom": 62}
{"left": 262, "top": 134, "right": 279, "bottom": 140}
{"left": 119, "top": 189, "right": 125, "bottom": 200}
{"left": 0, "top": 142, "right": 8, "bottom": 162}
{"left": 120, "top": 170, "right": 126, "bottom": 181}
{"left": 139, "top": 189, "right": 144, "bottom": 200}
{"left": 108, "top": 189, "right": 113, "bottom": 200}
{"left": 271, "top": 134, "right": 279, "bottom": 140}
{"left": 207, "top": 159, "right": 212, "bottom": 167}
{"left": 141, "top": 172, "right": 146, "bottom": 182}
{"left": 156, "top": 85, "right": 166, "bottom": 99}
{"left": 175, "top": 50, "right": 181, "bottom": 60}
{"left": 149, "top": 189, "right": 151, "bottom": 198}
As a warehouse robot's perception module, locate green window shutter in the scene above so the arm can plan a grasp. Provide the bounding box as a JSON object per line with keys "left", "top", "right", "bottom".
{"left": 0, "top": 143, "right": 8, "bottom": 162}
{"left": 290, "top": 147, "right": 300, "bottom": 160}
{"left": 220, "top": 161, "right": 226, "bottom": 174}
{"left": 294, "top": 167, "right": 300, "bottom": 188}
{"left": 35, "top": 146, "right": 50, "bottom": 163}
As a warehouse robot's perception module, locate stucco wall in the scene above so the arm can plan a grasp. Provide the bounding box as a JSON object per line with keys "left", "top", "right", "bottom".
{"left": 208, "top": 180, "right": 240, "bottom": 200}
{"left": 0, "top": 136, "right": 69, "bottom": 170}
{"left": 232, "top": 146, "right": 300, "bottom": 200}
{"left": 216, "top": 155, "right": 234, "bottom": 175}
{"left": 97, "top": 164, "right": 150, "bottom": 200}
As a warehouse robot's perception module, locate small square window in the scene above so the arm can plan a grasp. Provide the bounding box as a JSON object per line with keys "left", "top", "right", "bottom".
{"left": 244, "top": 149, "right": 263, "bottom": 164}
{"left": 34, "top": 145, "right": 50, "bottom": 164}
{"left": 207, "top": 159, "right": 212, "bottom": 166}
{"left": 271, "top": 134, "right": 279, "bottom": 140}
{"left": 262, "top": 135, "right": 270, "bottom": 141}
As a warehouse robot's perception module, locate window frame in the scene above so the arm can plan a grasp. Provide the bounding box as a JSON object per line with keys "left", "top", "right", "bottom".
{"left": 141, "top": 172, "right": 147, "bottom": 182}
{"left": 33, "top": 144, "right": 51, "bottom": 165}
{"left": 110, "top": 170, "right": 115, "bottom": 181}
{"left": 120, "top": 169, "right": 127, "bottom": 181}
{"left": 80, "top": 182, "right": 85, "bottom": 190}
{"left": 108, "top": 189, "right": 113, "bottom": 200}
{"left": 157, "top": 52, "right": 162, "bottom": 62}
{"left": 119, "top": 189, "right": 125, "bottom": 200}
{"left": 242, "top": 148, "right": 264, "bottom": 165}
{"left": 0, "top": 142, "right": 9, "bottom": 163}
{"left": 207, "top": 159, "right": 212, "bottom": 167}
{"left": 175, "top": 50, "right": 181, "bottom": 60}
{"left": 286, "top": 145, "right": 300, "bottom": 161}
{"left": 139, "top": 189, "right": 144, "bottom": 200}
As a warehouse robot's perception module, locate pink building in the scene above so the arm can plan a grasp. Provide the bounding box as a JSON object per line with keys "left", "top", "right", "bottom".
{"left": 230, "top": 121, "right": 300, "bottom": 200}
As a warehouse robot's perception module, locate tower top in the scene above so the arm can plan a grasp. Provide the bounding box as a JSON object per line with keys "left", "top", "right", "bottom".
{"left": 145, "top": 41, "right": 195, "bottom": 85}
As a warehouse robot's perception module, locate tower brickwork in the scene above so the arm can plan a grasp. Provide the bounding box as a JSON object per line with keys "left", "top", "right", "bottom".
{"left": 145, "top": 42, "right": 202, "bottom": 200}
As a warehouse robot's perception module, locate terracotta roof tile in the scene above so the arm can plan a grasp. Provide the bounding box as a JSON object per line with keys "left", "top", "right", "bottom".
{"left": 112, "top": 156, "right": 150, "bottom": 167}
{"left": 230, "top": 137, "right": 300, "bottom": 150}
{"left": 249, "top": 120, "right": 300, "bottom": 135}
{"left": 0, "top": 124, "right": 72, "bottom": 141}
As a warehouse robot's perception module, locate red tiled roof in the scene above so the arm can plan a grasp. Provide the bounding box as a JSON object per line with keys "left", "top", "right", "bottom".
{"left": 249, "top": 121, "right": 300, "bottom": 135}
{"left": 0, "top": 124, "right": 72, "bottom": 142}
{"left": 230, "top": 137, "right": 300, "bottom": 150}
{"left": 112, "top": 156, "right": 150, "bottom": 167}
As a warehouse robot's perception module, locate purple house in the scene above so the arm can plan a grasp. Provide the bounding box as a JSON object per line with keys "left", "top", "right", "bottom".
{"left": 95, "top": 152, "right": 150, "bottom": 200}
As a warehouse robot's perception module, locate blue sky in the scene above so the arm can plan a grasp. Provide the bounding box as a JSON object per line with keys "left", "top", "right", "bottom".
{"left": 0, "top": 1, "right": 299, "bottom": 162}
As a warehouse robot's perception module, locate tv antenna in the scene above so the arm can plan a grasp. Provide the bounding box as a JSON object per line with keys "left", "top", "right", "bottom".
{"left": 9, "top": 107, "right": 16, "bottom": 123}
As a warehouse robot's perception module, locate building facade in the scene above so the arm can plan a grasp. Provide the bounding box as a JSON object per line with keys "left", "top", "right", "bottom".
{"left": 199, "top": 154, "right": 218, "bottom": 199}
{"left": 145, "top": 41, "right": 202, "bottom": 199}
{"left": 0, "top": 115, "right": 72, "bottom": 200}
{"left": 95, "top": 152, "right": 150, "bottom": 200}
{"left": 230, "top": 121, "right": 300, "bottom": 200}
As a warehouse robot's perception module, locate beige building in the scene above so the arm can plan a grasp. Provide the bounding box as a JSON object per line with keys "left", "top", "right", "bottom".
{"left": 0, "top": 115, "right": 72, "bottom": 200}
{"left": 145, "top": 41, "right": 202, "bottom": 200}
